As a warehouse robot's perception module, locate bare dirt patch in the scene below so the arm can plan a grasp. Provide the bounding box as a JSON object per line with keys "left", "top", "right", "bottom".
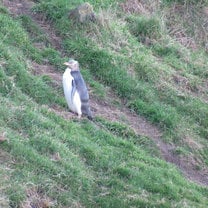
{"left": 2, "top": 0, "right": 208, "bottom": 186}
{"left": 31, "top": 62, "right": 62, "bottom": 84}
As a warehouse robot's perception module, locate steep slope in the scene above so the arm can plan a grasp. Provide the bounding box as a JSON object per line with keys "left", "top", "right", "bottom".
{"left": 30, "top": 0, "right": 208, "bottom": 184}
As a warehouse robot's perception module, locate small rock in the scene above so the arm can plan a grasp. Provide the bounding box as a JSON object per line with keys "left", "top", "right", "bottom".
{"left": 0, "top": 132, "right": 7, "bottom": 142}
{"left": 51, "top": 152, "right": 61, "bottom": 162}
{"left": 69, "top": 2, "right": 96, "bottom": 23}
{"left": 205, "top": 43, "right": 208, "bottom": 53}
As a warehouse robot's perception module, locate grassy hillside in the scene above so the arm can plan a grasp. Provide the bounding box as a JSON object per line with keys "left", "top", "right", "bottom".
{"left": 33, "top": 0, "right": 208, "bottom": 166}
{"left": 0, "top": 0, "right": 208, "bottom": 207}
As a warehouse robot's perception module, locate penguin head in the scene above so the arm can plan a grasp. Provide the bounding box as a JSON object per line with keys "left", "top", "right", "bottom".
{"left": 64, "top": 59, "right": 79, "bottom": 71}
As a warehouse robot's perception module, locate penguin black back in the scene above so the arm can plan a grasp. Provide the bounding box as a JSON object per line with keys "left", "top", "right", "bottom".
{"left": 71, "top": 70, "right": 89, "bottom": 102}
{"left": 71, "top": 70, "right": 93, "bottom": 120}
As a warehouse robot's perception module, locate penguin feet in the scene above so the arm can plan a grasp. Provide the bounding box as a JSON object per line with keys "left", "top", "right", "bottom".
{"left": 87, "top": 115, "right": 93, "bottom": 120}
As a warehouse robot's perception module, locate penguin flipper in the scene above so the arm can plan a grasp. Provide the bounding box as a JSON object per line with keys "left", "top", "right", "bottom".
{"left": 71, "top": 79, "right": 77, "bottom": 101}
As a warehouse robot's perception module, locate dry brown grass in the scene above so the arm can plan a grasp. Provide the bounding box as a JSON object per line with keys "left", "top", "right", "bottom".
{"left": 0, "top": 150, "right": 13, "bottom": 208}
{"left": 0, "top": 132, "right": 7, "bottom": 142}
{"left": 165, "top": 3, "right": 208, "bottom": 50}
{"left": 120, "top": 0, "right": 161, "bottom": 15}
{"left": 120, "top": 1, "right": 207, "bottom": 51}
{"left": 120, "top": 0, "right": 149, "bottom": 15}
{"left": 21, "top": 187, "right": 55, "bottom": 208}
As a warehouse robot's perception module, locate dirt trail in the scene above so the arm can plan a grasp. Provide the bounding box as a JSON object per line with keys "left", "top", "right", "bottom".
{"left": 3, "top": 0, "right": 208, "bottom": 186}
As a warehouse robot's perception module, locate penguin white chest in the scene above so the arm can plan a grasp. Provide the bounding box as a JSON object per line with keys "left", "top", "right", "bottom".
{"left": 63, "top": 68, "right": 82, "bottom": 116}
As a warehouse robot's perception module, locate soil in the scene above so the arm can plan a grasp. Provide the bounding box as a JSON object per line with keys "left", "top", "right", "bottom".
{"left": 2, "top": 0, "right": 208, "bottom": 187}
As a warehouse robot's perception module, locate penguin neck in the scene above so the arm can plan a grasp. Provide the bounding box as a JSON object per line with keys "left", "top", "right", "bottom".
{"left": 64, "top": 67, "right": 72, "bottom": 76}
{"left": 71, "top": 68, "right": 80, "bottom": 72}
{"left": 70, "top": 70, "right": 81, "bottom": 77}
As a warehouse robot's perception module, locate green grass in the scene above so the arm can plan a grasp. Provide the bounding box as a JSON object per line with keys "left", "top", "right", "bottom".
{"left": 95, "top": 117, "right": 160, "bottom": 157}
{"left": 0, "top": 0, "right": 208, "bottom": 207}
{"left": 18, "top": 15, "right": 50, "bottom": 45}
{"left": 128, "top": 15, "right": 162, "bottom": 43}
{"left": 2, "top": 106, "right": 207, "bottom": 206}
{"left": 36, "top": 0, "right": 208, "bottom": 137}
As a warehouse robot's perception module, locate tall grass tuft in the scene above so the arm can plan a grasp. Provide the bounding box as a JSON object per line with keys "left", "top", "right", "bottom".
{"left": 128, "top": 16, "right": 162, "bottom": 43}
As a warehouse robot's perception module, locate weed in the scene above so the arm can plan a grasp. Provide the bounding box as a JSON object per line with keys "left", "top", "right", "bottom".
{"left": 128, "top": 15, "right": 162, "bottom": 43}
{"left": 41, "top": 47, "right": 64, "bottom": 68}
{"left": 96, "top": 117, "right": 160, "bottom": 157}
{"left": 152, "top": 43, "right": 181, "bottom": 58}
{"left": 18, "top": 15, "right": 50, "bottom": 44}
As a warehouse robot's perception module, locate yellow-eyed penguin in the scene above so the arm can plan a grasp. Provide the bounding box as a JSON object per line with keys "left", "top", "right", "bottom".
{"left": 63, "top": 59, "right": 93, "bottom": 120}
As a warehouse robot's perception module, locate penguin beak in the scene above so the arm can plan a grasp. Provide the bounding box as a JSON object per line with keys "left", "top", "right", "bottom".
{"left": 64, "top": 62, "right": 70, "bottom": 66}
